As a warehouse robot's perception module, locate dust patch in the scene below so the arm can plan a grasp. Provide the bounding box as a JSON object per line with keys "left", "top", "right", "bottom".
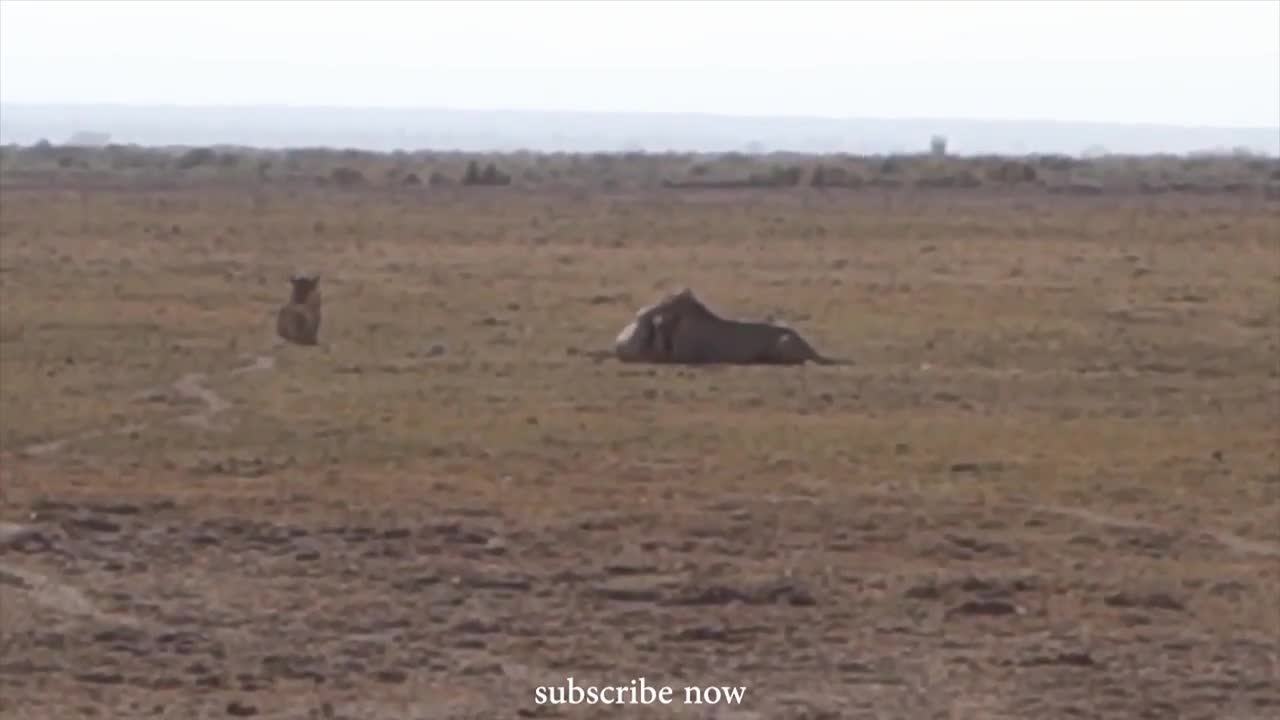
{"left": 20, "top": 423, "right": 148, "bottom": 458}
{"left": 18, "top": 354, "right": 277, "bottom": 457}
{"left": 231, "top": 354, "right": 276, "bottom": 376}
{"left": 1037, "top": 504, "right": 1280, "bottom": 558}
{"left": 173, "top": 372, "right": 232, "bottom": 430}
{"left": 0, "top": 559, "right": 141, "bottom": 626}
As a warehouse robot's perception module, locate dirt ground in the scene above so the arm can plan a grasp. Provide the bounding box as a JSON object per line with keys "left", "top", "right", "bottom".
{"left": 1, "top": 184, "right": 1277, "bottom": 719}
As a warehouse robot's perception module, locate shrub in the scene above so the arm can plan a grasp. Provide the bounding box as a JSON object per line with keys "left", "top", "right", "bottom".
{"left": 986, "top": 162, "right": 1038, "bottom": 184}
{"left": 177, "top": 148, "right": 216, "bottom": 170}
{"left": 330, "top": 166, "right": 365, "bottom": 187}
{"left": 462, "top": 160, "right": 512, "bottom": 186}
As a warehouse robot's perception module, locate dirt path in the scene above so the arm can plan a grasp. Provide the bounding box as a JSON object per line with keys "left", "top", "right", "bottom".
{"left": 0, "top": 560, "right": 140, "bottom": 625}
{"left": 1035, "top": 503, "right": 1280, "bottom": 558}
{"left": 18, "top": 354, "right": 276, "bottom": 458}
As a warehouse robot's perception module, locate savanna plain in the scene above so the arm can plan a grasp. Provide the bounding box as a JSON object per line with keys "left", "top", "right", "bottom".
{"left": 1, "top": 152, "right": 1278, "bottom": 719}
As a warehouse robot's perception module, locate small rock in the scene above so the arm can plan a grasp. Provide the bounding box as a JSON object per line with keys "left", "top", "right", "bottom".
{"left": 666, "top": 625, "right": 755, "bottom": 643}
{"left": 453, "top": 619, "right": 501, "bottom": 634}
{"left": 604, "top": 559, "right": 659, "bottom": 576}
{"left": 1104, "top": 592, "right": 1184, "bottom": 612}
{"left": 460, "top": 573, "right": 531, "bottom": 591}
{"left": 76, "top": 672, "right": 125, "bottom": 684}
{"left": 391, "top": 574, "right": 441, "bottom": 592}
{"left": 903, "top": 583, "right": 942, "bottom": 600}
{"left": 226, "top": 701, "right": 258, "bottom": 717}
{"left": 93, "top": 628, "right": 145, "bottom": 644}
{"left": 1021, "top": 651, "right": 1097, "bottom": 668}
{"left": 593, "top": 579, "right": 663, "bottom": 603}
{"left": 946, "top": 600, "right": 1021, "bottom": 618}
{"left": 1209, "top": 580, "right": 1247, "bottom": 598}
{"left": 69, "top": 517, "right": 121, "bottom": 533}
{"left": 756, "top": 581, "right": 817, "bottom": 607}
{"left": 666, "top": 585, "right": 743, "bottom": 606}
{"left": 92, "top": 503, "right": 141, "bottom": 515}
{"left": 374, "top": 669, "right": 407, "bottom": 684}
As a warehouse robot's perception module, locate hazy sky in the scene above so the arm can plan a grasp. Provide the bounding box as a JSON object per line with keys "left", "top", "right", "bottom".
{"left": 1, "top": 0, "right": 1277, "bottom": 127}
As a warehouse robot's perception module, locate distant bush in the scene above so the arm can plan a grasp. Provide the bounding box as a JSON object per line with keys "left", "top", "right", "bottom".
{"left": 177, "top": 148, "right": 216, "bottom": 170}
{"left": 462, "top": 160, "right": 512, "bottom": 186}
{"left": 986, "top": 161, "right": 1038, "bottom": 185}
{"left": 747, "top": 165, "right": 803, "bottom": 188}
{"left": 663, "top": 164, "right": 804, "bottom": 190}
{"left": 1050, "top": 175, "right": 1105, "bottom": 195}
{"left": 879, "top": 156, "right": 905, "bottom": 175}
{"left": 915, "top": 171, "right": 982, "bottom": 189}
{"left": 0, "top": 142, "right": 1274, "bottom": 197}
{"left": 330, "top": 166, "right": 366, "bottom": 188}
{"left": 810, "top": 164, "right": 864, "bottom": 189}
{"left": 104, "top": 144, "right": 153, "bottom": 171}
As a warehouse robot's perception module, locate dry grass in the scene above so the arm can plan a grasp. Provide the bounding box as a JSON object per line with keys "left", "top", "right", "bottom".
{"left": 1, "top": 173, "right": 1278, "bottom": 719}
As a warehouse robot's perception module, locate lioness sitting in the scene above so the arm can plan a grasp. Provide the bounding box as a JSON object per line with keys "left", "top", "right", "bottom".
{"left": 276, "top": 273, "right": 322, "bottom": 346}
{"left": 614, "top": 288, "right": 846, "bottom": 365}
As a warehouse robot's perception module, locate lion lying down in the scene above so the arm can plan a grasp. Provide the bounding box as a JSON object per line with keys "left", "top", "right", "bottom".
{"left": 614, "top": 288, "right": 847, "bottom": 366}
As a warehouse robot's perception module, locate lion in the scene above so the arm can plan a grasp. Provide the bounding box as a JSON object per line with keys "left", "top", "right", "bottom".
{"left": 276, "top": 273, "right": 322, "bottom": 346}
{"left": 614, "top": 288, "right": 847, "bottom": 365}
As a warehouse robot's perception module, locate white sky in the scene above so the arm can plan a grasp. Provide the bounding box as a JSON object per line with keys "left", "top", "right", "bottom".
{"left": 1, "top": 0, "right": 1277, "bottom": 127}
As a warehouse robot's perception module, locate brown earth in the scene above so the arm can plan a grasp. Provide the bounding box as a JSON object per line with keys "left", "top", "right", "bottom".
{"left": 1, "top": 182, "right": 1278, "bottom": 719}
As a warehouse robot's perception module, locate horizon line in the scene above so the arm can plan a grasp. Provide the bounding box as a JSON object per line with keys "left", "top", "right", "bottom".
{"left": 2, "top": 101, "right": 1276, "bottom": 133}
